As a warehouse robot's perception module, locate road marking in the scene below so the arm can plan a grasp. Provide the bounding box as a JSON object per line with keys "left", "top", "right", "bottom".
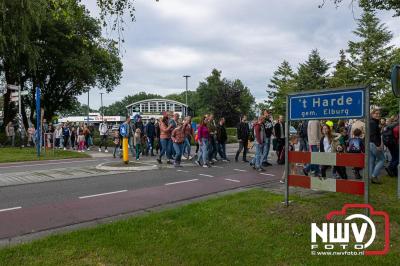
{"left": 0, "top": 206, "right": 22, "bottom": 213}
{"left": 165, "top": 179, "right": 198, "bottom": 186}
{"left": 233, "top": 169, "right": 247, "bottom": 172}
{"left": 79, "top": 190, "right": 128, "bottom": 199}
{"left": 225, "top": 178, "right": 240, "bottom": 183}
{"left": 176, "top": 170, "right": 190, "bottom": 173}
{"left": 199, "top": 174, "right": 214, "bottom": 178}
{"left": 259, "top": 173, "right": 275, "bottom": 176}
{"left": 211, "top": 166, "right": 223, "bottom": 169}
{"left": 0, "top": 159, "right": 97, "bottom": 169}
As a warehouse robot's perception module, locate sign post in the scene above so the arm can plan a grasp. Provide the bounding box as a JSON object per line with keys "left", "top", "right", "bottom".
{"left": 285, "top": 87, "right": 369, "bottom": 207}
{"left": 391, "top": 65, "right": 400, "bottom": 199}
{"left": 36, "top": 87, "right": 41, "bottom": 157}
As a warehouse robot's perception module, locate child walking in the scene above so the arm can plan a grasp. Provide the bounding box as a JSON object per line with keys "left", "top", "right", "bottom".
{"left": 77, "top": 131, "right": 85, "bottom": 152}
{"left": 347, "top": 128, "right": 365, "bottom": 179}
{"left": 113, "top": 130, "right": 121, "bottom": 158}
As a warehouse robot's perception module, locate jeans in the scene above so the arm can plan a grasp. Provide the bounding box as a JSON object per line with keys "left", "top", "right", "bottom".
{"left": 63, "top": 136, "right": 69, "bottom": 148}
{"left": 173, "top": 142, "right": 184, "bottom": 164}
{"left": 159, "top": 138, "right": 170, "bottom": 160}
{"left": 388, "top": 145, "right": 399, "bottom": 175}
{"left": 217, "top": 142, "right": 227, "bottom": 160}
{"left": 369, "top": 143, "right": 385, "bottom": 178}
{"left": 128, "top": 137, "right": 136, "bottom": 157}
{"left": 262, "top": 137, "right": 271, "bottom": 163}
{"left": 183, "top": 137, "right": 191, "bottom": 157}
{"left": 197, "top": 138, "right": 209, "bottom": 164}
{"left": 299, "top": 138, "right": 308, "bottom": 152}
{"left": 235, "top": 140, "right": 248, "bottom": 161}
{"left": 254, "top": 143, "right": 264, "bottom": 169}
{"left": 99, "top": 135, "right": 108, "bottom": 149}
{"left": 208, "top": 135, "right": 217, "bottom": 161}
{"left": 305, "top": 145, "right": 320, "bottom": 174}
{"left": 135, "top": 144, "right": 141, "bottom": 160}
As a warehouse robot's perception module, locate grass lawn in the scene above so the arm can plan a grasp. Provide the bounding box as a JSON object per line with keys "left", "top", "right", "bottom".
{"left": 0, "top": 148, "right": 90, "bottom": 163}
{"left": 0, "top": 177, "right": 398, "bottom": 265}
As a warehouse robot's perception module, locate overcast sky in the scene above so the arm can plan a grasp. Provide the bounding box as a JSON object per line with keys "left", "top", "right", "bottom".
{"left": 79, "top": 0, "right": 400, "bottom": 110}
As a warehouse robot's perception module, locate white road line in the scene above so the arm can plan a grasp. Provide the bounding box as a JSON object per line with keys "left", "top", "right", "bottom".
{"left": 211, "top": 166, "right": 223, "bottom": 169}
{"left": 259, "top": 173, "right": 275, "bottom": 176}
{"left": 165, "top": 179, "right": 198, "bottom": 186}
{"left": 225, "top": 178, "right": 240, "bottom": 183}
{"left": 176, "top": 170, "right": 190, "bottom": 173}
{"left": 0, "top": 206, "right": 22, "bottom": 213}
{"left": 79, "top": 190, "right": 128, "bottom": 199}
{"left": 0, "top": 159, "right": 96, "bottom": 169}
{"left": 199, "top": 174, "right": 214, "bottom": 178}
{"left": 233, "top": 169, "right": 247, "bottom": 172}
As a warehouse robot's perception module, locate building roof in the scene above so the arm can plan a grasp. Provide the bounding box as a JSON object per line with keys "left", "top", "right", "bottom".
{"left": 126, "top": 98, "right": 188, "bottom": 109}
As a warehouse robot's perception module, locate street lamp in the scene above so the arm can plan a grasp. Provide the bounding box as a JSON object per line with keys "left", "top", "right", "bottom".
{"left": 100, "top": 92, "right": 104, "bottom": 121}
{"left": 183, "top": 75, "right": 190, "bottom": 116}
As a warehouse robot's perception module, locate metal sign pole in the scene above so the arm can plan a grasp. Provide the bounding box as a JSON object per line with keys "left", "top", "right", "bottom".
{"left": 284, "top": 96, "right": 290, "bottom": 206}
{"left": 364, "top": 87, "right": 370, "bottom": 215}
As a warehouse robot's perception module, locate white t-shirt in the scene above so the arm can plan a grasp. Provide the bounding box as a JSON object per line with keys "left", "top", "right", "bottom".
{"left": 323, "top": 137, "right": 331, "bottom": 153}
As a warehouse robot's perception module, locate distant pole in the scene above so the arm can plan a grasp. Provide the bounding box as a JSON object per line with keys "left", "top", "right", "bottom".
{"left": 36, "top": 87, "right": 41, "bottom": 157}
{"left": 100, "top": 92, "right": 104, "bottom": 121}
{"left": 87, "top": 89, "right": 90, "bottom": 124}
{"left": 183, "top": 75, "right": 190, "bottom": 116}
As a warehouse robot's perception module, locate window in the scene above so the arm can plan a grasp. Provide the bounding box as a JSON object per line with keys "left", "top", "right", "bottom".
{"left": 149, "top": 102, "right": 157, "bottom": 113}
{"left": 141, "top": 103, "right": 148, "bottom": 113}
{"left": 132, "top": 105, "right": 140, "bottom": 112}
{"left": 175, "top": 105, "right": 182, "bottom": 112}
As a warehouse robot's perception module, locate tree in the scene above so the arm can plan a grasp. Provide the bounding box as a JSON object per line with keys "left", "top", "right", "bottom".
{"left": 165, "top": 91, "right": 201, "bottom": 116}
{"left": 266, "top": 60, "right": 296, "bottom": 116}
{"left": 324, "top": 0, "right": 400, "bottom": 16}
{"left": 347, "top": 11, "right": 394, "bottom": 104}
{"left": 26, "top": 0, "right": 123, "bottom": 122}
{"left": 296, "top": 49, "right": 331, "bottom": 92}
{"left": 329, "top": 49, "right": 358, "bottom": 88}
{"left": 196, "top": 69, "right": 255, "bottom": 126}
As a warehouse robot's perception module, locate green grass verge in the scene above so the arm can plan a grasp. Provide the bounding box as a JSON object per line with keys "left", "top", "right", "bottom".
{"left": 0, "top": 177, "right": 398, "bottom": 265}
{"left": 0, "top": 148, "right": 90, "bottom": 163}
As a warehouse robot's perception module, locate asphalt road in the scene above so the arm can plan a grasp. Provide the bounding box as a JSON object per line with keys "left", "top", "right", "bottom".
{"left": 0, "top": 157, "right": 283, "bottom": 242}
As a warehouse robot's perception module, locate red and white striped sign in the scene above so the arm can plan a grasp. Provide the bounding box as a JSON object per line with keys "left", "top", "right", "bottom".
{"left": 288, "top": 151, "right": 365, "bottom": 195}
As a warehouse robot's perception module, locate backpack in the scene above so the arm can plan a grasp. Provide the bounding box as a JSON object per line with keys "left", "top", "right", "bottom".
{"left": 120, "top": 124, "right": 128, "bottom": 137}
{"left": 382, "top": 123, "right": 397, "bottom": 147}
{"left": 347, "top": 138, "right": 362, "bottom": 153}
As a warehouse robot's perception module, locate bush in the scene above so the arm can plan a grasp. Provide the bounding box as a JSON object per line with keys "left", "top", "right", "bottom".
{"left": 226, "top": 127, "right": 237, "bottom": 137}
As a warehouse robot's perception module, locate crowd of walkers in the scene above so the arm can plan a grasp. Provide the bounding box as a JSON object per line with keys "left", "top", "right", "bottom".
{"left": 2, "top": 108, "right": 399, "bottom": 184}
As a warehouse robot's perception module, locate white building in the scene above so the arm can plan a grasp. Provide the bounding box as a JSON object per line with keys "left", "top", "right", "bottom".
{"left": 59, "top": 113, "right": 124, "bottom": 124}
{"left": 126, "top": 99, "right": 189, "bottom": 122}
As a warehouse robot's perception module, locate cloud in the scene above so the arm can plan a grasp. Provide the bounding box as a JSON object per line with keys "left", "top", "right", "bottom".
{"left": 79, "top": 0, "right": 400, "bottom": 110}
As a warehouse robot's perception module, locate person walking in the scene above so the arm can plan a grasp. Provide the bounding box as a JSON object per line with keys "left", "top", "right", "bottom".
{"left": 274, "top": 115, "right": 285, "bottom": 165}
{"left": 207, "top": 114, "right": 218, "bottom": 163}
{"left": 157, "top": 114, "right": 173, "bottom": 164}
{"left": 303, "top": 120, "right": 321, "bottom": 177}
{"left": 54, "top": 125, "right": 62, "bottom": 148}
{"left": 134, "top": 128, "right": 142, "bottom": 160}
{"left": 235, "top": 115, "right": 250, "bottom": 162}
{"left": 369, "top": 109, "right": 385, "bottom": 184}
{"left": 262, "top": 110, "right": 274, "bottom": 166}
{"left": 196, "top": 116, "right": 210, "bottom": 167}
{"left": 298, "top": 120, "right": 309, "bottom": 152}
{"left": 182, "top": 116, "right": 194, "bottom": 160}
{"left": 99, "top": 119, "right": 109, "bottom": 153}
{"left": 319, "top": 124, "right": 336, "bottom": 178}
{"left": 145, "top": 118, "right": 156, "bottom": 156}
{"left": 62, "top": 123, "right": 70, "bottom": 150}
{"left": 5, "top": 121, "right": 15, "bottom": 147}
{"left": 83, "top": 125, "right": 91, "bottom": 150}
{"left": 171, "top": 122, "right": 185, "bottom": 167}
{"left": 253, "top": 116, "right": 266, "bottom": 172}
{"left": 70, "top": 127, "right": 77, "bottom": 150}
{"left": 216, "top": 117, "right": 229, "bottom": 161}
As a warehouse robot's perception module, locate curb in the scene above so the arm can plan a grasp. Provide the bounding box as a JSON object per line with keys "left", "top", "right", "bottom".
{"left": 96, "top": 162, "right": 158, "bottom": 171}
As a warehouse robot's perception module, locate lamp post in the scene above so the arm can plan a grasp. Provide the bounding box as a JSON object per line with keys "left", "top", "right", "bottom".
{"left": 183, "top": 75, "right": 190, "bottom": 116}
{"left": 100, "top": 92, "right": 104, "bottom": 121}
{"left": 87, "top": 88, "right": 90, "bottom": 124}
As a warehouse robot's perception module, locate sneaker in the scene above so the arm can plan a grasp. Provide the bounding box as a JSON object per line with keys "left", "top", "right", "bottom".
{"left": 302, "top": 168, "right": 309, "bottom": 176}
{"left": 87, "top": 148, "right": 90, "bottom": 151}
{"left": 136, "top": 158, "right": 140, "bottom": 161}
{"left": 265, "top": 162, "right": 272, "bottom": 166}
{"left": 279, "top": 180, "right": 285, "bottom": 184}
{"left": 64, "top": 148, "right": 67, "bottom": 151}
{"left": 222, "top": 159, "right": 229, "bottom": 162}
{"left": 105, "top": 149, "right": 109, "bottom": 153}
{"left": 166, "top": 160, "right": 172, "bottom": 165}
{"left": 212, "top": 158, "right": 217, "bottom": 162}
{"left": 257, "top": 167, "right": 266, "bottom": 172}
{"left": 99, "top": 148, "right": 102, "bottom": 152}
{"left": 174, "top": 164, "right": 183, "bottom": 168}
{"left": 188, "top": 156, "right": 193, "bottom": 160}
{"left": 235, "top": 158, "right": 238, "bottom": 162}
{"left": 182, "top": 156, "right": 187, "bottom": 160}
{"left": 195, "top": 161, "right": 201, "bottom": 166}
{"left": 203, "top": 164, "right": 209, "bottom": 168}
{"left": 157, "top": 158, "right": 162, "bottom": 164}
{"left": 242, "top": 159, "right": 249, "bottom": 163}
{"left": 371, "top": 176, "right": 382, "bottom": 184}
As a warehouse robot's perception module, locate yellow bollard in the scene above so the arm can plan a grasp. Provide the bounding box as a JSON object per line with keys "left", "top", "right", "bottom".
{"left": 123, "top": 137, "right": 129, "bottom": 164}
